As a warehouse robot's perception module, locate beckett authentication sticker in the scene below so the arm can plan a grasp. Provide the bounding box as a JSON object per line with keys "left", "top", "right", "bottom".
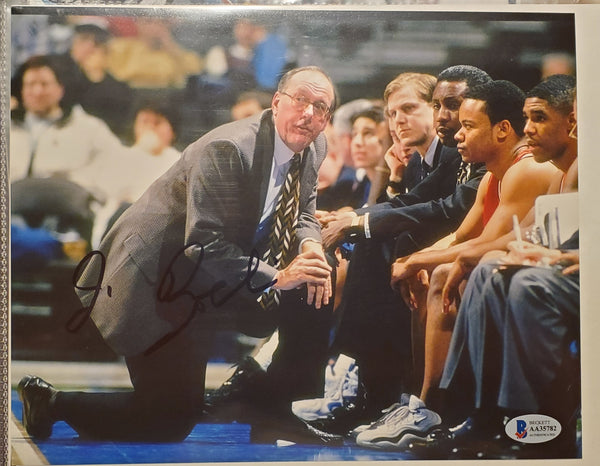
{"left": 505, "top": 414, "right": 562, "bottom": 444}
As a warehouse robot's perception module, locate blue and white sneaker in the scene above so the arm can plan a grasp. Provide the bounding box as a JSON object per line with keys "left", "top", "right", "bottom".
{"left": 355, "top": 395, "right": 442, "bottom": 450}
{"left": 323, "top": 354, "right": 355, "bottom": 399}
{"left": 291, "top": 354, "right": 358, "bottom": 421}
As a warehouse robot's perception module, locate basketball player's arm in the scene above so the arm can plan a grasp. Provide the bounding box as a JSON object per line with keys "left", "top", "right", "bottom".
{"left": 441, "top": 159, "right": 560, "bottom": 308}
{"left": 444, "top": 164, "right": 565, "bottom": 282}
{"left": 455, "top": 159, "right": 558, "bottom": 251}
{"left": 392, "top": 160, "right": 557, "bottom": 286}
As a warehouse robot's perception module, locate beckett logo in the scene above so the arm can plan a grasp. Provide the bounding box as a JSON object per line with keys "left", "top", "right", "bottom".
{"left": 505, "top": 414, "right": 562, "bottom": 444}
{"left": 515, "top": 419, "right": 528, "bottom": 439}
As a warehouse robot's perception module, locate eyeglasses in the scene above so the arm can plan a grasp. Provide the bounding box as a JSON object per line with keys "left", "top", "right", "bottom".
{"left": 280, "top": 92, "right": 331, "bottom": 119}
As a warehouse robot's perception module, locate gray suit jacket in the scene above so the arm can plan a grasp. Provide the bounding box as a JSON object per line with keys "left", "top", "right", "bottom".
{"left": 75, "top": 110, "right": 326, "bottom": 356}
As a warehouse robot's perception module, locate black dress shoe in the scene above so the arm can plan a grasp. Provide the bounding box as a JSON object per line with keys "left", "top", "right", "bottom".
{"left": 308, "top": 400, "right": 370, "bottom": 437}
{"left": 17, "top": 375, "right": 58, "bottom": 439}
{"left": 204, "top": 357, "right": 268, "bottom": 413}
{"left": 250, "top": 411, "right": 344, "bottom": 446}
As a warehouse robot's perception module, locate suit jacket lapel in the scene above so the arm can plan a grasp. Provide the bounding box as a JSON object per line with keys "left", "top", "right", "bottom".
{"left": 248, "top": 110, "right": 276, "bottom": 232}
{"left": 432, "top": 138, "right": 443, "bottom": 170}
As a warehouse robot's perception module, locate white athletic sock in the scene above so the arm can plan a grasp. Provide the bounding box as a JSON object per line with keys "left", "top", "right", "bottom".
{"left": 252, "top": 330, "right": 279, "bottom": 371}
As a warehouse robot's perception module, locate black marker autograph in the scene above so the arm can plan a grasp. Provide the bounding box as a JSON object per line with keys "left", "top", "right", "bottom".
{"left": 147, "top": 243, "right": 276, "bottom": 354}
{"left": 67, "top": 250, "right": 111, "bottom": 333}
{"left": 68, "top": 243, "right": 276, "bottom": 356}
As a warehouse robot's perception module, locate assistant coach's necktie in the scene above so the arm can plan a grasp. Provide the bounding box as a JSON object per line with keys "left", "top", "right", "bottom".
{"left": 259, "top": 153, "right": 302, "bottom": 311}
{"left": 456, "top": 161, "right": 471, "bottom": 185}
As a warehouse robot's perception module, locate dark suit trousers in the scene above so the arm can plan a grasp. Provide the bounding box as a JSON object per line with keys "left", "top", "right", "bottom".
{"left": 440, "top": 262, "right": 580, "bottom": 422}
{"left": 331, "top": 239, "right": 412, "bottom": 416}
{"left": 54, "top": 271, "right": 334, "bottom": 441}
{"left": 266, "top": 285, "right": 334, "bottom": 409}
{"left": 54, "top": 311, "right": 211, "bottom": 441}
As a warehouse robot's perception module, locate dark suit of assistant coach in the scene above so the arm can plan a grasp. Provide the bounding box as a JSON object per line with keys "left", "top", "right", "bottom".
{"left": 20, "top": 67, "right": 336, "bottom": 442}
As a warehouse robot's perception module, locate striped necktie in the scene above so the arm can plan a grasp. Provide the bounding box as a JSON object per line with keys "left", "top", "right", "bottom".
{"left": 456, "top": 161, "right": 471, "bottom": 185}
{"left": 259, "top": 153, "right": 302, "bottom": 310}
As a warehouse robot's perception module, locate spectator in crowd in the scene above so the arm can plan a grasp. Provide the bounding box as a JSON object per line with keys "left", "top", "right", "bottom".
{"left": 540, "top": 52, "right": 575, "bottom": 79}
{"left": 231, "top": 90, "right": 273, "bottom": 121}
{"left": 11, "top": 15, "right": 72, "bottom": 78}
{"left": 131, "top": 101, "right": 181, "bottom": 159}
{"left": 228, "top": 18, "right": 254, "bottom": 76}
{"left": 232, "top": 19, "right": 288, "bottom": 91}
{"left": 10, "top": 55, "right": 133, "bottom": 254}
{"left": 331, "top": 98, "right": 376, "bottom": 168}
{"left": 107, "top": 18, "right": 203, "bottom": 88}
{"left": 10, "top": 55, "right": 124, "bottom": 197}
{"left": 317, "top": 117, "right": 387, "bottom": 213}
{"left": 314, "top": 99, "right": 380, "bottom": 212}
{"left": 93, "top": 101, "right": 183, "bottom": 246}
{"left": 318, "top": 123, "right": 343, "bottom": 193}
{"left": 347, "top": 106, "right": 392, "bottom": 207}
{"left": 51, "top": 22, "right": 135, "bottom": 138}
{"left": 194, "top": 18, "right": 283, "bottom": 110}
{"left": 181, "top": 20, "right": 283, "bottom": 142}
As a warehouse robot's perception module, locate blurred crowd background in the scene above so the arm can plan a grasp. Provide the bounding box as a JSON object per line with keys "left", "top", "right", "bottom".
{"left": 11, "top": 9, "right": 575, "bottom": 149}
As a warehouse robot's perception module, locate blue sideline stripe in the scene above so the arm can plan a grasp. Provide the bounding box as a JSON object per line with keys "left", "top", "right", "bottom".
{"left": 12, "top": 391, "right": 412, "bottom": 463}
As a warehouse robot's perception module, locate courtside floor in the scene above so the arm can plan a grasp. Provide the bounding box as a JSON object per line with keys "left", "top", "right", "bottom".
{"left": 10, "top": 361, "right": 414, "bottom": 465}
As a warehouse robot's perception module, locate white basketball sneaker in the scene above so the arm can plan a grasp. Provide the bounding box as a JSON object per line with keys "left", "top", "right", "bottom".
{"left": 291, "top": 354, "right": 358, "bottom": 422}
{"left": 355, "top": 395, "right": 442, "bottom": 450}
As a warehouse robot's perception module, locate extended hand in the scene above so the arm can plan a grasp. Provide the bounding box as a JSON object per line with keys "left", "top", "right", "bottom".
{"left": 306, "top": 275, "right": 332, "bottom": 310}
{"left": 390, "top": 256, "right": 418, "bottom": 291}
{"left": 301, "top": 241, "right": 333, "bottom": 309}
{"left": 315, "top": 210, "right": 328, "bottom": 221}
{"left": 398, "top": 270, "right": 429, "bottom": 312}
{"left": 504, "top": 241, "right": 560, "bottom": 266}
{"left": 273, "top": 250, "right": 332, "bottom": 291}
{"left": 441, "top": 259, "right": 469, "bottom": 314}
{"left": 552, "top": 251, "right": 580, "bottom": 275}
{"left": 322, "top": 216, "right": 354, "bottom": 249}
{"left": 384, "top": 145, "right": 407, "bottom": 181}
{"left": 319, "top": 210, "right": 355, "bottom": 228}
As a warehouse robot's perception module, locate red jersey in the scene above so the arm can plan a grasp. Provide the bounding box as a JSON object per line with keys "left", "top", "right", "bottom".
{"left": 482, "top": 146, "right": 532, "bottom": 226}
